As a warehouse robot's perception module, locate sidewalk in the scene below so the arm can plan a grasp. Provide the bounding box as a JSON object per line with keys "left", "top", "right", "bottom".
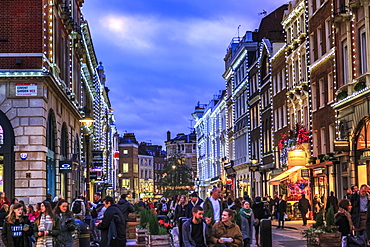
{"left": 271, "top": 218, "right": 316, "bottom": 231}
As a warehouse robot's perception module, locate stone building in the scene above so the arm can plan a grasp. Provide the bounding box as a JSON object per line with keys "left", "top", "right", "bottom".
{"left": 0, "top": 0, "right": 114, "bottom": 204}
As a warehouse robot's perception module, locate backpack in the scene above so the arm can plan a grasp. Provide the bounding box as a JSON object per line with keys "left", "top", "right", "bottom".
{"left": 91, "top": 203, "right": 104, "bottom": 219}
{"left": 162, "top": 203, "right": 168, "bottom": 212}
{"left": 72, "top": 201, "right": 82, "bottom": 214}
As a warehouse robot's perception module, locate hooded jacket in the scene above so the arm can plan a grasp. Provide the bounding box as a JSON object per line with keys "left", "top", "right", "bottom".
{"left": 116, "top": 199, "right": 134, "bottom": 222}
{"left": 209, "top": 221, "right": 242, "bottom": 247}
{"left": 182, "top": 219, "right": 209, "bottom": 247}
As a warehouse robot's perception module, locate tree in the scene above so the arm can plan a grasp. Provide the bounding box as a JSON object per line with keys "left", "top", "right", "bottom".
{"left": 161, "top": 151, "right": 194, "bottom": 198}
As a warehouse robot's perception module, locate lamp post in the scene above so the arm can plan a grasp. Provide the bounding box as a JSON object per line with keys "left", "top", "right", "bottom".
{"left": 250, "top": 155, "right": 259, "bottom": 199}
{"left": 80, "top": 112, "right": 95, "bottom": 201}
{"left": 118, "top": 171, "right": 123, "bottom": 196}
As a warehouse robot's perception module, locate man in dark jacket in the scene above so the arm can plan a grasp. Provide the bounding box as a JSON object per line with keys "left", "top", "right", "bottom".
{"left": 182, "top": 206, "right": 209, "bottom": 247}
{"left": 298, "top": 194, "right": 310, "bottom": 226}
{"left": 202, "top": 187, "right": 226, "bottom": 224}
{"left": 276, "top": 195, "right": 287, "bottom": 229}
{"left": 97, "top": 196, "right": 126, "bottom": 247}
{"left": 326, "top": 191, "right": 338, "bottom": 213}
{"left": 185, "top": 192, "right": 203, "bottom": 218}
{"left": 117, "top": 194, "right": 134, "bottom": 244}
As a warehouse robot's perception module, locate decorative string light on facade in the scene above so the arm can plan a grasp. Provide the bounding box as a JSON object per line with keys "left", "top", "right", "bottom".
{"left": 303, "top": 0, "right": 313, "bottom": 156}
{"left": 350, "top": 18, "right": 357, "bottom": 78}
{"left": 330, "top": 0, "right": 340, "bottom": 139}
{"left": 257, "top": 43, "right": 263, "bottom": 162}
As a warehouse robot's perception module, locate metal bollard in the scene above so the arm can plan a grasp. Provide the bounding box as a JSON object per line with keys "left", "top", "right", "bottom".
{"left": 260, "top": 219, "right": 272, "bottom": 247}
{"left": 178, "top": 217, "right": 189, "bottom": 247}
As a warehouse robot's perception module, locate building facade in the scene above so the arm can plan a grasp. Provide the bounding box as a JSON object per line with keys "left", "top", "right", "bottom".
{"left": 0, "top": 0, "right": 114, "bottom": 203}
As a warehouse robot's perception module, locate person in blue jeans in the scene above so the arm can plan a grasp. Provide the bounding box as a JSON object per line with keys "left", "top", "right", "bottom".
{"left": 275, "top": 195, "right": 287, "bottom": 229}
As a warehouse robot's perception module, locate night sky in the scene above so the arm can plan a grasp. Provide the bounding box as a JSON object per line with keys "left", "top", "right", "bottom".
{"left": 82, "top": 0, "right": 289, "bottom": 145}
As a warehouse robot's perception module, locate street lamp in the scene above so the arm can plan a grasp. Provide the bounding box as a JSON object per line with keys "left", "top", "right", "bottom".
{"left": 118, "top": 171, "right": 123, "bottom": 196}
{"left": 250, "top": 155, "right": 259, "bottom": 199}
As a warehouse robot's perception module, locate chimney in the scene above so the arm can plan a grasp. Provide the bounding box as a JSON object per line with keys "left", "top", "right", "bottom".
{"left": 167, "top": 131, "right": 171, "bottom": 142}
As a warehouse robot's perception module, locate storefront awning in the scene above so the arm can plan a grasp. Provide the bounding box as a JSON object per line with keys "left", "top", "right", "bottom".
{"left": 268, "top": 166, "right": 304, "bottom": 185}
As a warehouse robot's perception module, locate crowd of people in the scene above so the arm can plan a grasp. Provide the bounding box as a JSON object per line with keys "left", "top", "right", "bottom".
{"left": 3, "top": 184, "right": 370, "bottom": 247}
{"left": 0, "top": 192, "right": 134, "bottom": 247}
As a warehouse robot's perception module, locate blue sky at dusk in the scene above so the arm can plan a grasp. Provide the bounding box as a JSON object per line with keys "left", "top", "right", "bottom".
{"left": 82, "top": 0, "right": 288, "bottom": 146}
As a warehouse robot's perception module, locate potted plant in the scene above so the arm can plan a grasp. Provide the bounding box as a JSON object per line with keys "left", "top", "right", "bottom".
{"left": 303, "top": 206, "right": 341, "bottom": 247}
{"left": 146, "top": 210, "right": 171, "bottom": 247}
{"left": 136, "top": 209, "right": 150, "bottom": 244}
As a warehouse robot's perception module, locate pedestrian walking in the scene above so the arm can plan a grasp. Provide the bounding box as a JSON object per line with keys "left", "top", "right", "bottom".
{"left": 71, "top": 196, "right": 85, "bottom": 221}
{"left": 185, "top": 192, "right": 203, "bottom": 218}
{"left": 350, "top": 184, "right": 369, "bottom": 236}
{"left": 89, "top": 193, "right": 104, "bottom": 245}
{"left": 1, "top": 203, "right": 33, "bottom": 247}
{"left": 240, "top": 201, "right": 254, "bottom": 247}
{"left": 326, "top": 191, "right": 338, "bottom": 213}
{"left": 117, "top": 194, "right": 134, "bottom": 244}
{"left": 209, "top": 208, "right": 243, "bottom": 247}
{"left": 335, "top": 199, "right": 354, "bottom": 246}
{"left": 96, "top": 196, "right": 126, "bottom": 247}
{"left": 276, "top": 195, "right": 287, "bottom": 229}
{"left": 182, "top": 205, "right": 209, "bottom": 247}
{"left": 298, "top": 194, "right": 310, "bottom": 226}
{"left": 33, "top": 201, "right": 61, "bottom": 247}
{"left": 0, "top": 204, "right": 9, "bottom": 227}
{"left": 252, "top": 196, "right": 268, "bottom": 246}
{"left": 53, "top": 199, "right": 75, "bottom": 247}
{"left": 203, "top": 187, "right": 226, "bottom": 224}
{"left": 174, "top": 195, "right": 188, "bottom": 226}
{"left": 0, "top": 192, "right": 10, "bottom": 208}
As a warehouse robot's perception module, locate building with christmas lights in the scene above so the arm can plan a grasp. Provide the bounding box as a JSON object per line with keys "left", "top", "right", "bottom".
{"left": 192, "top": 92, "right": 226, "bottom": 200}
{"left": 0, "top": 0, "right": 115, "bottom": 203}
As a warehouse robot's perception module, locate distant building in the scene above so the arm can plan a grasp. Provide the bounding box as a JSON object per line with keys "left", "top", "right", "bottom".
{"left": 118, "top": 133, "right": 139, "bottom": 199}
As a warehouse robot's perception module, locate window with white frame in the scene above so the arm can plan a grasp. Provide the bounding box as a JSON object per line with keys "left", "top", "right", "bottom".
{"left": 274, "top": 109, "right": 278, "bottom": 131}
{"left": 283, "top": 105, "right": 287, "bottom": 127}
{"left": 320, "top": 127, "right": 326, "bottom": 154}
{"left": 281, "top": 70, "right": 285, "bottom": 89}
{"left": 325, "top": 18, "right": 332, "bottom": 51}
{"left": 328, "top": 72, "right": 334, "bottom": 103}
{"left": 359, "top": 26, "right": 367, "bottom": 75}
{"left": 317, "top": 26, "right": 323, "bottom": 58}
{"left": 310, "top": 33, "right": 316, "bottom": 61}
{"left": 329, "top": 124, "right": 335, "bottom": 153}
{"left": 319, "top": 78, "right": 325, "bottom": 108}
{"left": 301, "top": 54, "right": 307, "bottom": 82}
{"left": 313, "top": 130, "right": 318, "bottom": 156}
{"left": 342, "top": 40, "right": 348, "bottom": 84}
{"left": 312, "top": 82, "right": 317, "bottom": 111}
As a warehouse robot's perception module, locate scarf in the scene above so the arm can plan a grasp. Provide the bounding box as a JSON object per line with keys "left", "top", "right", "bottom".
{"left": 239, "top": 207, "right": 252, "bottom": 219}
{"left": 335, "top": 207, "right": 354, "bottom": 232}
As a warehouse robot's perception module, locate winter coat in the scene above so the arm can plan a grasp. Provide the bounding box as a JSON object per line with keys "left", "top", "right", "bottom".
{"left": 116, "top": 199, "right": 134, "bottom": 222}
{"left": 240, "top": 211, "right": 254, "bottom": 240}
{"left": 251, "top": 202, "right": 265, "bottom": 220}
{"left": 350, "top": 192, "right": 370, "bottom": 228}
{"left": 0, "top": 208, "right": 8, "bottom": 227}
{"left": 182, "top": 219, "right": 209, "bottom": 247}
{"left": 276, "top": 200, "right": 287, "bottom": 214}
{"left": 185, "top": 198, "right": 203, "bottom": 218}
{"left": 203, "top": 197, "right": 226, "bottom": 223}
{"left": 1, "top": 216, "right": 33, "bottom": 247}
{"left": 97, "top": 204, "right": 125, "bottom": 247}
{"left": 209, "top": 221, "right": 242, "bottom": 247}
{"left": 298, "top": 198, "right": 310, "bottom": 213}
{"left": 57, "top": 212, "right": 75, "bottom": 247}
{"left": 335, "top": 212, "right": 351, "bottom": 237}
{"left": 174, "top": 204, "right": 188, "bottom": 224}
{"left": 326, "top": 195, "right": 338, "bottom": 212}
{"left": 33, "top": 214, "right": 61, "bottom": 247}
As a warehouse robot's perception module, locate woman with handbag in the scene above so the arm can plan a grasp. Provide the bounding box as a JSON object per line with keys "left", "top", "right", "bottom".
{"left": 335, "top": 199, "right": 354, "bottom": 247}
{"left": 53, "top": 199, "right": 75, "bottom": 247}
{"left": 34, "top": 201, "right": 61, "bottom": 247}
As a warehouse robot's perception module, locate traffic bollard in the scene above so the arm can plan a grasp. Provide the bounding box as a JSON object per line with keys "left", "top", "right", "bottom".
{"left": 260, "top": 218, "right": 272, "bottom": 247}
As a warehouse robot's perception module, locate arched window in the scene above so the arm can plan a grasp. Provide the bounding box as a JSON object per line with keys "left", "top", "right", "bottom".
{"left": 60, "top": 123, "right": 69, "bottom": 198}
{"left": 46, "top": 110, "right": 57, "bottom": 197}
{"left": 0, "top": 111, "right": 15, "bottom": 199}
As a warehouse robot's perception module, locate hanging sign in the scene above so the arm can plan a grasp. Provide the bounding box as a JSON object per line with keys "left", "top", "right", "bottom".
{"left": 59, "top": 161, "right": 72, "bottom": 173}
{"left": 15, "top": 83, "right": 37, "bottom": 96}
{"left": 288, "top": 150, "right": 306, "bottom": 167}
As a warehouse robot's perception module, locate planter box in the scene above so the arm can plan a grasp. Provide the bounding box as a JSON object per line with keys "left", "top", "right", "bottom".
{"left": 318, "top": 232, "right": 341, "bottom": 247}
{"left": 149, "top": 234, "right": 171, "bottom": 247}
{"left": 127, "top": 221, "right": 140, "bottom": 239}
{"left": 136, "top": 229, "right": 148, "bottom": 244}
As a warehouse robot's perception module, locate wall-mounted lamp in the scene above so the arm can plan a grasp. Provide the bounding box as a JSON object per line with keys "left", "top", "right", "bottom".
{"left": 79, "top": 117, "right": 95, "bottom": 127}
